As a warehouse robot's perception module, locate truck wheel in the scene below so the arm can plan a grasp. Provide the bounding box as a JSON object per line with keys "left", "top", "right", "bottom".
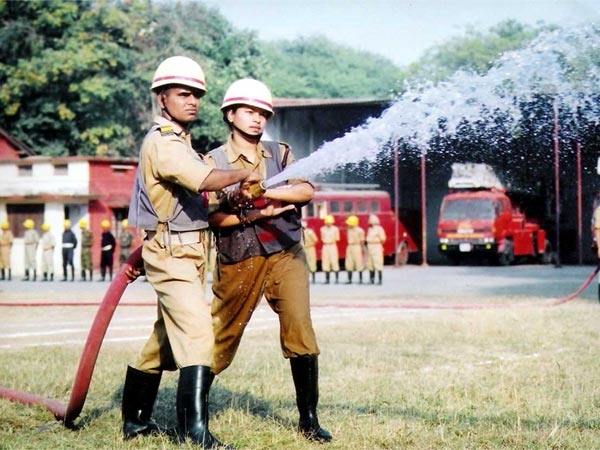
{"left": 498, "top": 240, "right": 514, "bottom": 266}
{"left": 396, "top": 241, "right": 409, "bottom": 265}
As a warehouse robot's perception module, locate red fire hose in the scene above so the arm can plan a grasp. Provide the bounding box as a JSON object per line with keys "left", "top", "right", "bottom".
{"left": 0, "top": 246, "right": 144, "bottom": 427}
{"left": 0, "top": 258, "right": 598, "bottom": 427}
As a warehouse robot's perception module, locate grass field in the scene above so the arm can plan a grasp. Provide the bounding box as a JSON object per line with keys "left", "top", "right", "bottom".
{"left": 2, "top": 290, "right": 600, "bottom": 449}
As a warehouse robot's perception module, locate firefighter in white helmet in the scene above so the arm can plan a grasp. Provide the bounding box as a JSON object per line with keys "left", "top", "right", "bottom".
{"left": 205, "top": 78, "right": 332, "bottom": 442}
{"left": 366, "top": 214, "right": 386, "bottom": 284}
{"left": 122, "top": 57, "right": 261, "bottom": 448}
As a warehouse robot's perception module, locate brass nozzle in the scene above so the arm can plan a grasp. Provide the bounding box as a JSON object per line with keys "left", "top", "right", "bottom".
{"left": 248, "top": 181, "right": 266, "bottom": 199}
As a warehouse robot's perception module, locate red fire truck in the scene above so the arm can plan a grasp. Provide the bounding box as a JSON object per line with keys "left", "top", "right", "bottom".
{"left": 436, "top": 163, "right": 552, "bottom": 265}
{"left": 302, "top": 188, "right": 418, "bottom": 266}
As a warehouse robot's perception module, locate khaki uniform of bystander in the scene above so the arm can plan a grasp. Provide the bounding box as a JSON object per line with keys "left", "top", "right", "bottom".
{"left": 40, "top": 223, "right": 55, "bottom": 281}
{"left": 319, "top": 215, "right": 340, "bottom": 284}
{"left": 22, "top": 218, "right": 39, "bottom": 281}
{"left": 119, "top": 219, "right": 134, "bottom": 265}
{"left": 0, "top": 221, "right": 13, "bottom": 281}
{"left": 366, "top": 214, "right": 386, "bottom": 284}
{"left": 344, "top": 215, "right": 365, "bottom": 284}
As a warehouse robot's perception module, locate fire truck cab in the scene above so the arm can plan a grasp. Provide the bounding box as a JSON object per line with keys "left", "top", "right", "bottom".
{"left": 437, "top": 163, "right": 551, "bottom": 265}
{"left": 302, "top": 188, "right": 418, "bottom": 266}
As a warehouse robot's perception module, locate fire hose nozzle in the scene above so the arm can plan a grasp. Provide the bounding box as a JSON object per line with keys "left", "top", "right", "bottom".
{"left": 248, "top": 181, "right": 267, "bottom": 199}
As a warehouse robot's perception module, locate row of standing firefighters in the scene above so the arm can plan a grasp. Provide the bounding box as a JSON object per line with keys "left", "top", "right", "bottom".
{"left": 0, "top": 218, "right": 135, "bottom": 282}
{"left": 302, "top": 213, "right": 387, "bottom": 285}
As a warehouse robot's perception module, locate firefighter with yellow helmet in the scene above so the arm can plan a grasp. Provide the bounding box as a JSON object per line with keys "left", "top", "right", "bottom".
{"left": 0, "top": 220, "right": 14, "bottom": 281}
{"left": 78, "top": 218, "right": 93, "bottom": 281}
{"left": 205, "top": 78, "right": 332, "bottom": 442}
{"left": 320, "top": 214, "right": 340, "bottom": 284}
{"left": 61, "top": 219, "right": 77, "bottom": 281}
{"left": 344, "top": 215, "right": 365, "bottom": 284}
{"left": 39, "top": 222, "right": 55, "bottom": 281}
{"left": 99, "top": 219, "right": 115, "bottom": 281}
{"left": 22, "top": 218, "right": 39, "bottom": 281}
{"left": 301, "top": 220, "right": 319, "bottom": 283}
{"left": 121, "top": 56, "right": 260, "bottom": 448}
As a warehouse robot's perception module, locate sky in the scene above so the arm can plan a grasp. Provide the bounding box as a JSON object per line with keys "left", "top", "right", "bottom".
{"left": 202, "top": 0, "right": 599, "bottom": 66}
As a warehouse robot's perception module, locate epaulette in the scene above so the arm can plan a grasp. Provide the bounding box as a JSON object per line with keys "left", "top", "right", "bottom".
{"left": 159, "top": 125, "right": 175, "bottom": 136}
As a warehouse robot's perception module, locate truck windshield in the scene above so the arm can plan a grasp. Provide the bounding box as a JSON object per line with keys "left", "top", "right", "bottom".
{"left": 441, "top": 199, "right": 496, "bottom": 220}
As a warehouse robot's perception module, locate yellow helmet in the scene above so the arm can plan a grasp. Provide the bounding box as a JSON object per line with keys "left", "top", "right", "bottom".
{"left": 221, "top": 78, "right": 274, "bottom": 117}
{"left": 41, "top": 223, "right": 50, "bottom": 231}
{"left": 368, "top": 214, "right": 380, "bottom": 225}
{"left": 121, "top": 218, "right": 128, "bottom": 228}
{"left": 101, "top": 219, "right": 111, "bottom": 229}
{"left": 64, "top": 219, "right": 71, "bottom": 228}
{"left": 323, "top": 215, "right": 335, "bottom": 225}
{"left": 1, "top": 221, "right": 8, "bottom": 230}
{"left": 78, "top": 219, "right": 88, "bottom": 228}
{"left": 346, "top": 215, "right": 359, "bottom": 227}
{"left": 23, "top": 218, "right": 34, "bottom": 229}
{"left": 151, "top": 56, "right": 206, "bottom": 96}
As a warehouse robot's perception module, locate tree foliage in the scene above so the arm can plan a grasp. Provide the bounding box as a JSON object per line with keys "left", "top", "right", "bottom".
{"left": 261, "top": 36, "right": 403, "bottom": 99}
{"left": 406, "top": 20, "right": 543, "bottom": 83}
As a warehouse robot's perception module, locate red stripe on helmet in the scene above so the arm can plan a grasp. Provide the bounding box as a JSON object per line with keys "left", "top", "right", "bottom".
{"left": 224, "top": 96, "right": 273, "bottom": 110}
{"left": 153, "top": 75, "right": 206, "bottom": 88}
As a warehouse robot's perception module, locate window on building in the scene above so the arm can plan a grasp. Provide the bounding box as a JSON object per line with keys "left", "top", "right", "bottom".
{"left": 357, "top": 200, "right": 367, "bottom": 213}
{"left": 53, "top": 164, "right": 68, "bottom": 176}
{"left": 18, "top": 165, "right": 32, "bottom": 177}
{"left": 343, "top": 201, "right": 353, "bottom": 213}
{"left": 330, "top": 201, "right": 340, "bottom": 214}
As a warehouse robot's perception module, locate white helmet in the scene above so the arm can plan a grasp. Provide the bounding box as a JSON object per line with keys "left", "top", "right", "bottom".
{"left": 221, "top": 78, "right": 273, "bottom": 117}
{"left": 151, "top": 56, "right": 206, "bottom": 96}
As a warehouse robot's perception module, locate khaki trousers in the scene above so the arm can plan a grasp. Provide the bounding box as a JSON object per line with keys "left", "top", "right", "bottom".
{"left": 135, "top": 233, "right": 213, "bottom": 372}
{"left": 211, "top": 243, "right": 319, "bottom": 374}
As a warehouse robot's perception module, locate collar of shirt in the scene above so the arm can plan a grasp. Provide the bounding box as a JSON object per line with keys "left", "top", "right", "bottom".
{"left": 223, "top": 134, "right": 274, "bottom": 167}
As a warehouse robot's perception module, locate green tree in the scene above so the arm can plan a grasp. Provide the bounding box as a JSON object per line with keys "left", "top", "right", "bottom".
{"left": 261, "top": 36, "right": 403, "bottom": 99}
{"left": 406, "top": 20, "right": 543, "bottom": 83}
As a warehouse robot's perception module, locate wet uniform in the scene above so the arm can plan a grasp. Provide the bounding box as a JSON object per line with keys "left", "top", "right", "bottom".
{"left": 80, "top": 229, "right": 94, "bottom": 271}
{"left": 129, "top": 116, "right": 214, "bottom": 371}
{"left": 206, "top": 138, "right": 319, "bottom": 375}
{"left": 119, "top": 229, "right": 134, "bottom": 264}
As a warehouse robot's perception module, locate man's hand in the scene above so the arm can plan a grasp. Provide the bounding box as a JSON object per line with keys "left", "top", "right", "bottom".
{"left": 124, "top": 264, "right": 144, "bottom": 283}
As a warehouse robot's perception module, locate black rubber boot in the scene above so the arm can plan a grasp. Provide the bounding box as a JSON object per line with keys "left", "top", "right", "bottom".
{"left": 377, "top": 270, "right": 382, "bottom": 285}
{"left": 122, "top": 366, "right": 162, "bottom": 440}
{"left": 88, "top": 270, "right": 93, "bottom": 281}
{"left": 0, "top": 268, "right": 5, "bottom": 280}
{"left": 345, "top": 272, "right": 352, "bottom": 284}
{"left": 290, "top": 355, "right": 332, "bottom": 443}
{"left": 62, "top": 266, "right": 67, "bottom": 281}
{"left": 324, "top": 272, "right": 330, "bottom": 285}
{"left": 311, "top": 272, "right": 315, "bottom": 284}
{"left": 358, "top": 271, "right": 363, "bottom": 284}
{"left": 42, "top": 272, "right": 48, "bottom": 281}
{"left": 50, "top": 273, "right": 54, "bottom": 281}
{"left": 176, "top": 365, "right": 231, "bottom": 449}
{"left": 7, "top": 269, "right": 11, "bottom": 281}
{"left": 70, "top": 266, "right": 74, "bottom": 281}
{"left": 32, "top": 269, "right": 36, "bottom": 281}
{"left": 334, "top": 272, "right": 339, "bottom": 284}
{"left": 369, "top": 270, "right": 375, "bottom": 284}
{"left": 22, "top": 269, "right": 29, "bottom": 281}
{"left": 80, "top": 270, "right": 86, "bottom": 281}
